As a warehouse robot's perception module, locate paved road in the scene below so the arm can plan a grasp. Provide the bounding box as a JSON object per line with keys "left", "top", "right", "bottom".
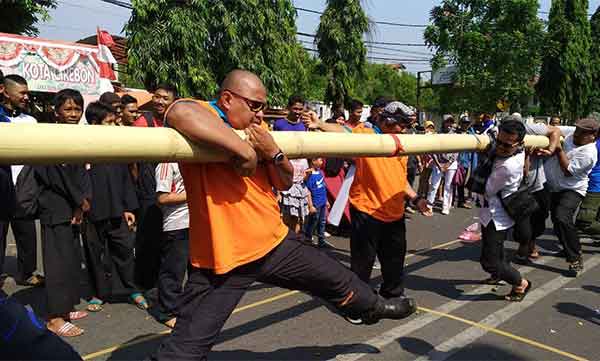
{"left": 3, "top": 208, "right": 600, "bottom": 361}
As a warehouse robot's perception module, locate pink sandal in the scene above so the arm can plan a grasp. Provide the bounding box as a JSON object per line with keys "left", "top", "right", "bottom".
{"left": 68, "top": 311, "right": 89, "bottom": 321}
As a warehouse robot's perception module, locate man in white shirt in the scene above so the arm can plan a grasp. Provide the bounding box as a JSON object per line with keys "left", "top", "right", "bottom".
{"left": 0, "top": 74, "right": 41, "bottom": 286}
{"left": 155, "top": 162, "right": 189, "bottom": 328}
{"left": 543, "top": 118, "right": 599, "bottom": 277}
{"left": 479, "top": 120, "right": 531, "bottom": 301}
{"left": 512, "top": 122, "right": 561, "bottom": 263}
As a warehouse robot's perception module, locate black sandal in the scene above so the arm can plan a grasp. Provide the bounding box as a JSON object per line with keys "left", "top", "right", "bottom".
{"left": 505, "top": 280, "right": 532, "bottom": 302}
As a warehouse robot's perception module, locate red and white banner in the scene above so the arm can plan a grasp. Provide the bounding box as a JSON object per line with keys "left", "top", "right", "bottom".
{"left": 96, "top": 28, "right": 117, "bottom": 80}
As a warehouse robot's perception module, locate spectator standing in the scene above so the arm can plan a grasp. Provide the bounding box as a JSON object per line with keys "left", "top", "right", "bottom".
{"left": 0, "top": 74, "right": 41, "bottom": 286}
{"left": 544, "top": 119, "right": 599, "bottom": 276}
{"left": 155, "top": 162, "right": 189, "bottom": 329}
{"left": 427, "top": 116, "right": 459, "bottom": 215}
{"left": 131, "top": 84, "right": 176, "bottom": 290}
{"left": 35, "top": 89, "right": 91, "bottom": 337}
{"left": 120, "top": 94, "right": 139, "bottom": 126}
{"left": 83, "top": 102, "right": 147, "bottom": 312}
{"left": 273, "top": 95, "right": 309, "bottom": 236}
{"left": 576, "top": 136, "right": 600, "bottom": 242}
{"left": 99, "top": 92, "right": 122, "bottom": 125}
{"left": 455, "top": 116, "right": 474, "bottom": 209}
{"left": 303, "top": 157, "right": 329, "bottom": 247}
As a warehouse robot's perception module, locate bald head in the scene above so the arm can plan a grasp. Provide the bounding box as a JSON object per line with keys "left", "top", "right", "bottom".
{"left": 220, "top": 69, "right": 266, "bottom": 102}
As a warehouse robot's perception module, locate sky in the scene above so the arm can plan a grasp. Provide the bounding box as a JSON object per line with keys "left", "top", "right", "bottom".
{"left": 36, "top": 0, "right": 600, "bottom": 75}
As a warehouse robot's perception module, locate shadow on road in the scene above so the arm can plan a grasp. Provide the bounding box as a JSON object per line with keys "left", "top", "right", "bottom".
{"left": 554, "top": 302, "right": 600, "bottom": 326}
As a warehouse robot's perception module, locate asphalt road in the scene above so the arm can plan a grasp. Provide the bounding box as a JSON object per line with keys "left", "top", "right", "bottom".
{"left": 3, "top": 208, "right": 600, "bottom": 361}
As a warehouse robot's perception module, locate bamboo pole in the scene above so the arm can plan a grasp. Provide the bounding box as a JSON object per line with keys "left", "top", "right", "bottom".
{"left": 0, "top": 123, "right": 550, "bottom": 164}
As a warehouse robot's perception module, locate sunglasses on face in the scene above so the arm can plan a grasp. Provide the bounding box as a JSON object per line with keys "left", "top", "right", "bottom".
{"left": 225, "top": 89, "right": 267, "bottom": 113}
{"left": 496, "top": 139, "right": 521, "bottom": 149}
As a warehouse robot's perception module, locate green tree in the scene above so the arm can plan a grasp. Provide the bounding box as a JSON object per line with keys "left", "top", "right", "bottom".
{"left": 424, "top": 0, "right": 545, "bottom": 113}
{"left": 0, "top": 0, "right": 56, "bottom": 36}
{"left": 537, "top": 0, "right": 593, "bottom": 121}
{"left": 316, "top": 0, "right": 369, "bottom": 108}
{"left": 588, "top": 6, "right": 600, "bottom": 112}
{"left": 125, "top": 0, "right": 308, "bottom": 105}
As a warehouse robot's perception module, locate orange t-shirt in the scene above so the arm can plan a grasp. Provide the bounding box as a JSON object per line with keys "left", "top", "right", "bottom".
{"left": 349, "top": 124, "right": 408, "bottom": 222}
{"left": 172, "top": 100, "right": 289, "bottom": 274}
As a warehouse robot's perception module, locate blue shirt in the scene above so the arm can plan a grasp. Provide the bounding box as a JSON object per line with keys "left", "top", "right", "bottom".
{"left": 587, "top": 140, "right": 600, "bottom": 193}
{"left": 305, "top": 170, "right": 327, "bottom": 207}
{"left": 273, "top": 118, "right": 306, "bottom": 131}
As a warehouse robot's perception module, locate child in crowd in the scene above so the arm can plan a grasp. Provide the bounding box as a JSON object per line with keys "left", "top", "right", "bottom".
{"left": 303, "top": 157, "right": 330, "bottom": 247}
{"left": 83, "top": 102, "right": 147, "bottom": 312}
{"left": 155, "top": 162, "right": 189, "bottom": 328}
{"left": 35, "top": 89, "right": 91, "bottom": 337}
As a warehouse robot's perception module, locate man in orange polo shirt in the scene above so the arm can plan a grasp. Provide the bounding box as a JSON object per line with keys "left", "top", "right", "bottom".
{"left": 306, "top": 101, "right": 431, "bottom": 320}
{"left": 152, "top": 70, "right": 417, "bottom": 361}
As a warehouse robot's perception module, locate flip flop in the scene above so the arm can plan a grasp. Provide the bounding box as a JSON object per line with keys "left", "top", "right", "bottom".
{"left": 130, "top": 292, "right": 149, "bottom": 310}
{"left": 505, "top": 280, "right": 532, "bottom": 302}
{"left": 68, "top": 311, "right": 89, "bottom": 321}
{"left": 52, "top": 322, "right": 84, "bottom": 337}
{"left": 86, "top": 298, "right": 103, "bottom": 312}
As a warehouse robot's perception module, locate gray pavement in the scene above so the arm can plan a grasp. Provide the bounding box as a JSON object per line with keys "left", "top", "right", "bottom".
{"left": 3, "top": 208, "right": 600, "bottom": 361}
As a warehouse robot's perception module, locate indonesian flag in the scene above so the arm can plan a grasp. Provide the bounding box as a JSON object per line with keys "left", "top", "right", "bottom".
{"left": 96, "top": 28, "right": 117, "bottom": 80}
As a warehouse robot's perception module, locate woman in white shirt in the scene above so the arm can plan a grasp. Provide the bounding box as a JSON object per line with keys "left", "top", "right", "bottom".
{"left": 479, "top": 120, "right": 531, "bottom": 302}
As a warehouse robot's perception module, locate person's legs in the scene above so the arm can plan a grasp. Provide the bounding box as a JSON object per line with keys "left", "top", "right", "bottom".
{"left": 427, "top": 167, "right": 443, "bottom": 205}
{"left": 349, "top": 207, "right": 381, "bottom": 285}
{"left": 441, "top": 169, "right": 456, "bottom": 214}
{"left": 106, "top": 218, "right": 138, "bottom": 294}
{"left": 377, "top": 217, "right": 407, "bottom": 298}
{"left": 11, "top": 219, "right": 37, "bottom": 282}
{"left": 316, "top": 205, "right": 327, "bottom": 245}
{"left": 42, "top": 223, "right": 84, "bottom": 336}
{"left": 552, "top": 191, "right": 584, "bottom": 274}
{"left": 576, "top": 192, "right": 600, "bottom": 238}
{"left": 418, "top": 167, "right": 432, "bottom": 197}
{"left": 153, "top": 266, "right": 258, "bottom": 361}
{"left": 134, "top": 204, "right": 163, "bottom": 290}
{"left": 82, "top": 220, "right": 112, "bottom": 301}
{"left": 302, "top": 211, "right": 317, "bottom": 243}
{"left": 157, "top": 229, "right": 189, "bottom": 323}
{"left": 0, "top": 221, "right": 8, "bottom": 276}
{"left": 480, "top": 223, "right": 522, "bottom": 287}
{"left": 259, "top": 233, "right": 415, "bottom": 323}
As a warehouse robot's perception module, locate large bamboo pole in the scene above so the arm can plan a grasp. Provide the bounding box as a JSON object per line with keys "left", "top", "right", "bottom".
{"left": 0, "top": 123, "right": 550, "bottom": 164}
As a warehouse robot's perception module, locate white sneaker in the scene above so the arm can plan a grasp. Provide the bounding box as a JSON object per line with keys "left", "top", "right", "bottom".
{"left": 441, "top": 209, "right": 450, "bottom": 215}
{"left": 324, "top": 231, "right": 331, "bottom": 238}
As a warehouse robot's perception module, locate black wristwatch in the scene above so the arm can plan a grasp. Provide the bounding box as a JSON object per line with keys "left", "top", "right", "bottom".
{"left": 272, "top": 150, "right": 285, "bottom": 164}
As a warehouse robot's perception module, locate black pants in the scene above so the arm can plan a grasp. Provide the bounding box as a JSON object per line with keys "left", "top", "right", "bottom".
{"left": 0, "top": 291, "right": 82, "bottom": 361}
{"left": 157, "top": 228, "right": 189, "bottom": 322}
{"left": 513, "top": 185, "right": 551, "bottom": 255}
{"left": 41, "top": 222, "right": 82, "bottom": 317}
{"left": 350, "top": 207, "right": 407, "bottom": 298}
{"left": 480, "top": 222, "right": 522, "bottom": 286}
{"left": 551, "top": 190, "right": 584, "bottom": 262}
{"left": 152, "top": 232, "right": 377, "bottom": 361}
{"left": 83, "top": 218, "right": 138, "bottom": 300}
{"left": 135, "top": 204, "right": 163, "bottom": 290}
{"left": 0, "top": 219, "right": 37, "bottom": 280}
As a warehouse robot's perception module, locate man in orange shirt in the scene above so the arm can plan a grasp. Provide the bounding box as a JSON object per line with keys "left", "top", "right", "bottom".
{"left": 152, "top": 70, "right": 417, "bottom": 361}
{"left": 306, "top": 101, "right": 430, "bottom": 321}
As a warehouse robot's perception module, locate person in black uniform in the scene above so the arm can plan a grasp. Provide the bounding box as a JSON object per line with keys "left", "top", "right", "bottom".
{"left": 35, "top": 89, "right": 92, "bottom": 337}
{"left": 83, "top": 102, "right": 148, "bottom": 312}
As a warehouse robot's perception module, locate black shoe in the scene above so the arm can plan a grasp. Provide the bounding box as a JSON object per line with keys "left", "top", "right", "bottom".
{"left": 552, "top": 249, "right": 567, "bottom": 258}
{"left": 361, "top": 296, "right": 417, "bottom": 325}
{"left": 568, "top": 259, "right": 584, "bottom": 277}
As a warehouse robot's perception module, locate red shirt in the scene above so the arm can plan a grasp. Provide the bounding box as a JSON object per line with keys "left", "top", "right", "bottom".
{"left": 133, "top": 112, "right": 163, "bottom": 127}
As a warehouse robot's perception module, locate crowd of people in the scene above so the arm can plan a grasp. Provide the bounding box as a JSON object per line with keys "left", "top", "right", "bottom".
{"left": 1, "top": 67, "right": 600, "bottom": 361}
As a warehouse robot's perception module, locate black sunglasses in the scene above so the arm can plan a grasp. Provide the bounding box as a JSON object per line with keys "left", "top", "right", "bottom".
{"left": 496, "top": 139, "right": 521, "bottom": 148}
{"left": 225, "top": 89, "right": 267, "bottom": 113}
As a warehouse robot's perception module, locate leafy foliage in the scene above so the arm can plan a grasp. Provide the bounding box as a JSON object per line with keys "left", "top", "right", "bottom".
{"left": 0, "top": 0, "right": 56, "bottom": 36}
{"left": 315, "top": 0, "right": 369, "bottom": 107}
{"left": 587, "top": 6, "right": 600, "bottom": 112}
{"left": 536, "top": 0, "right": 593, "bottom": 121}
{"left": 424, "top": 0, "right": 545, "bottom": 113}
{"left": 125, "top": 0, "right": 308, "bottom": 105}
